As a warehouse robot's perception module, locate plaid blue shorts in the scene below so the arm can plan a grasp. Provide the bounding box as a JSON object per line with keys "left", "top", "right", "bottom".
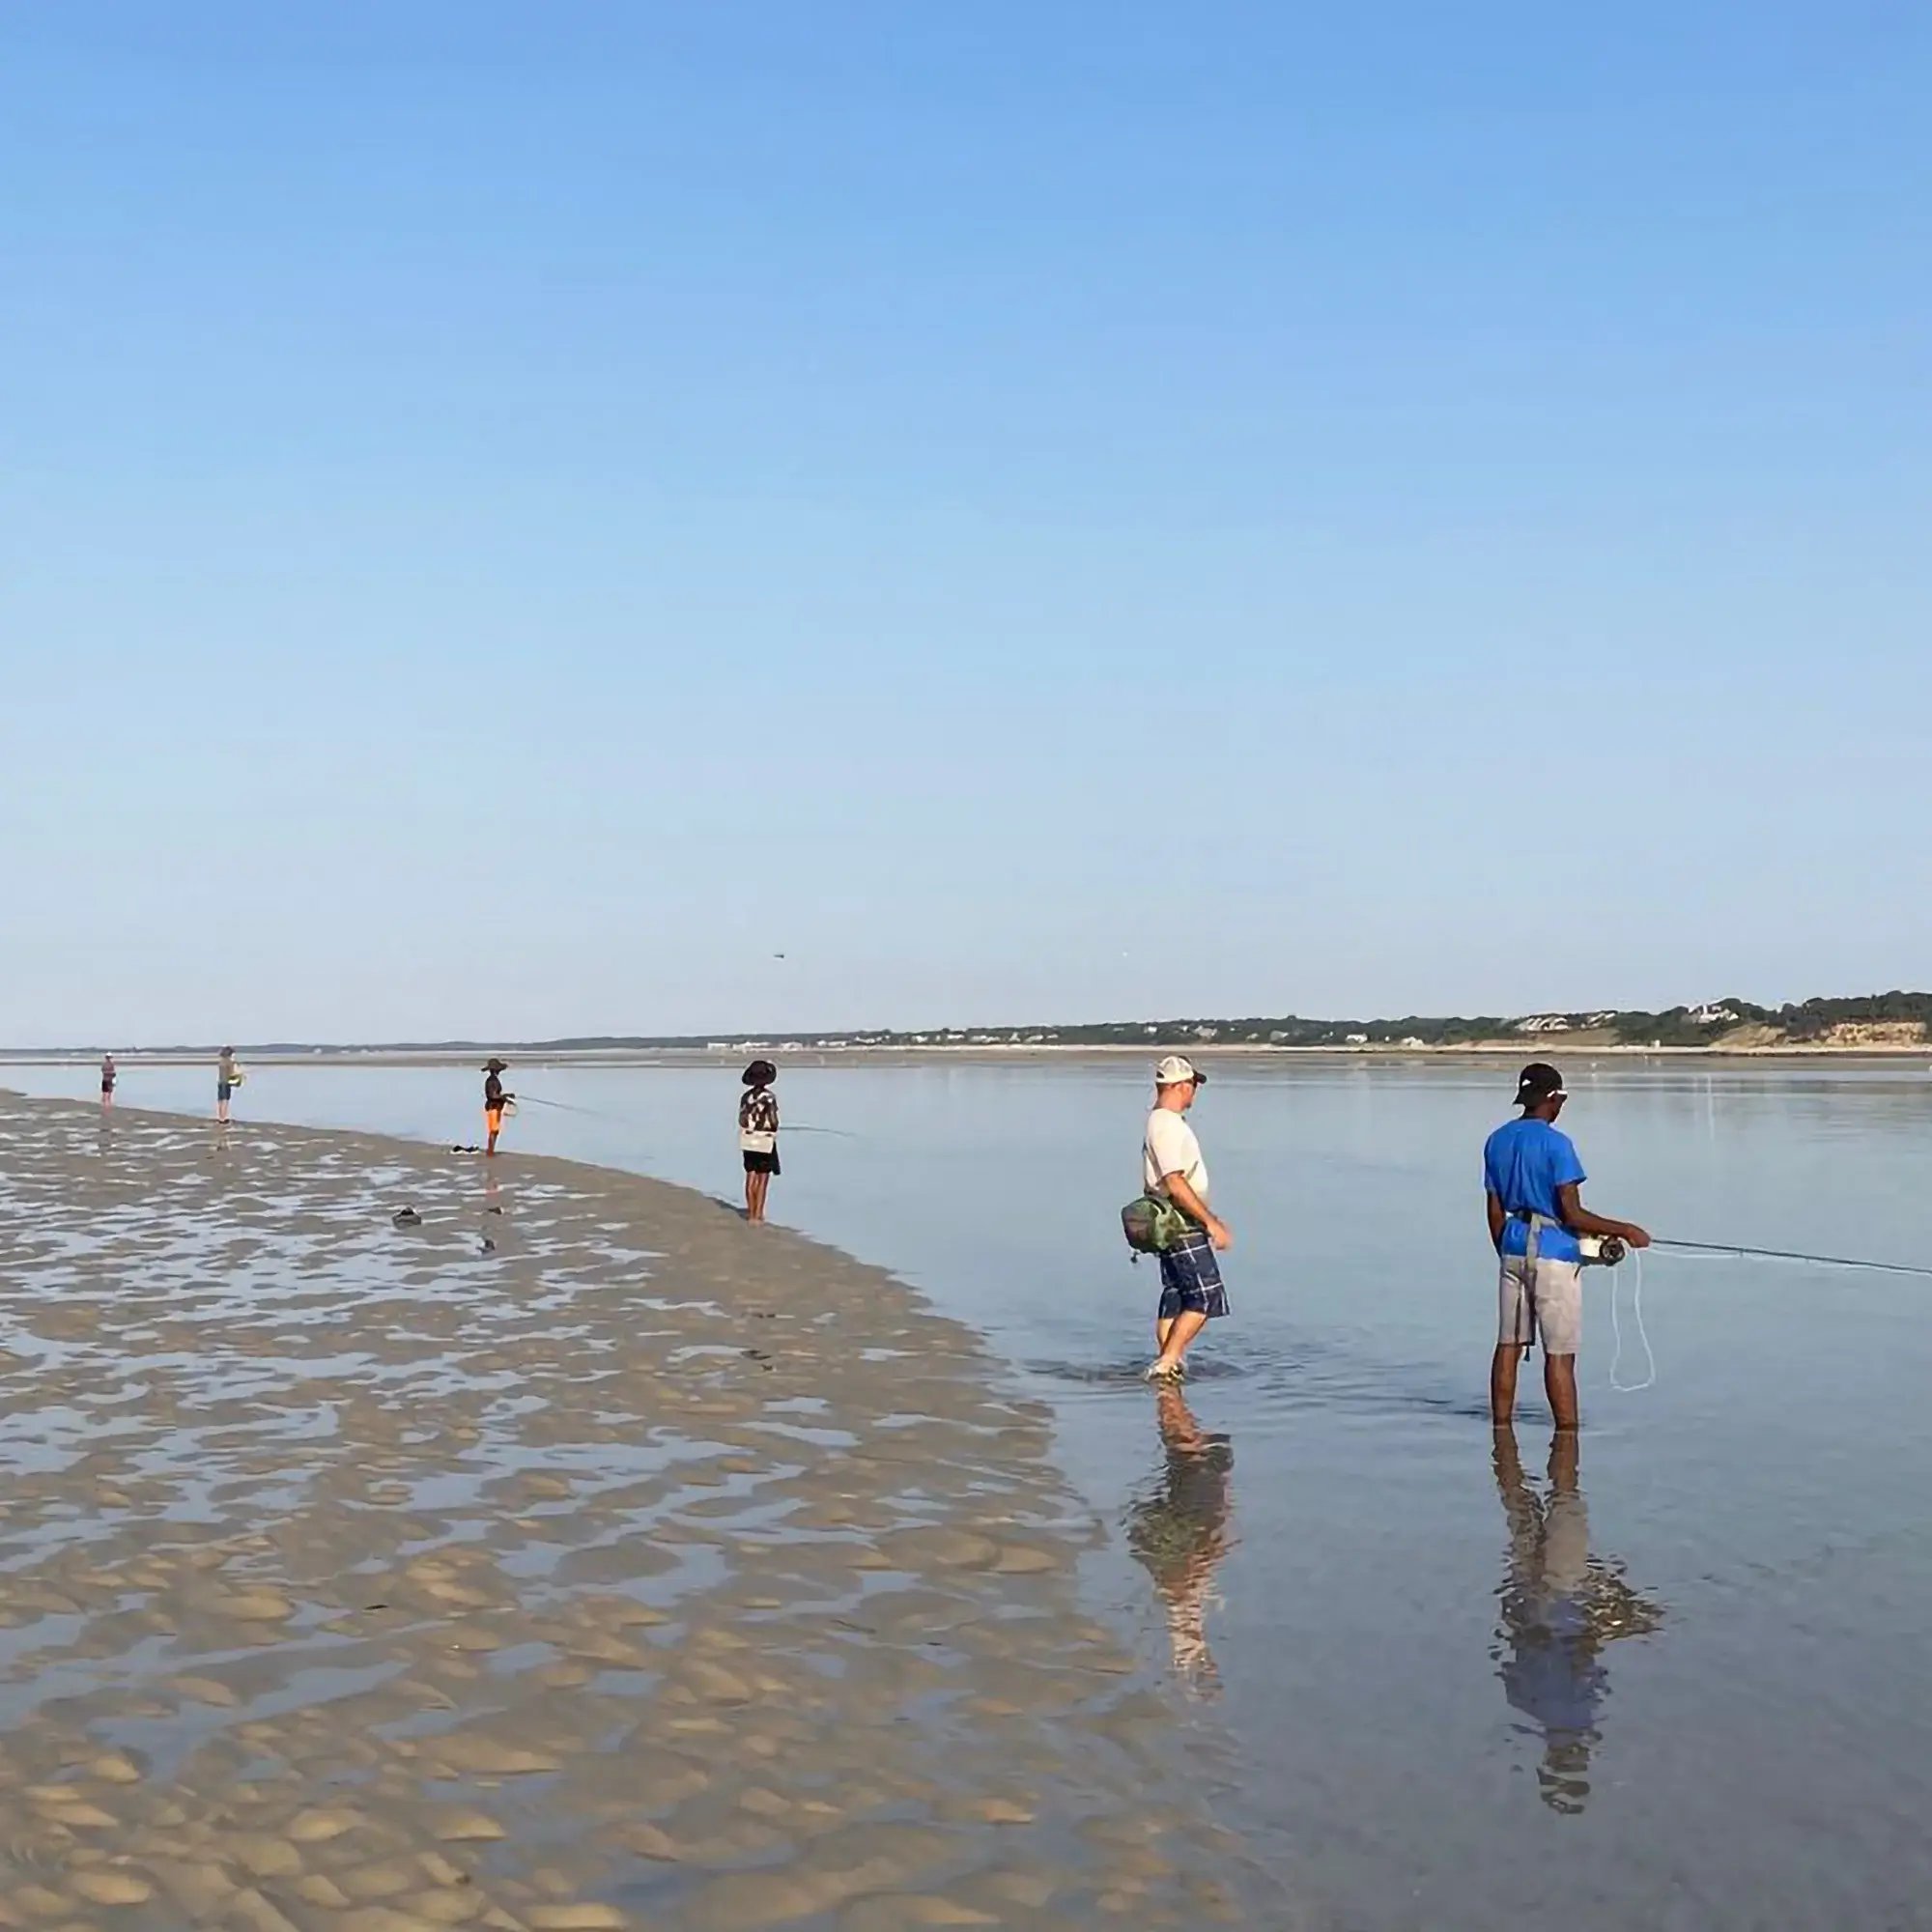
{"left": 1157, "top": 1224, "right": 1230, "bottom": 1321}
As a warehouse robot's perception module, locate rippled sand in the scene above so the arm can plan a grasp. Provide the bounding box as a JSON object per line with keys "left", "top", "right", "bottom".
{"left": 0, "top": 1095, "right": 1272, "bottom": 1929}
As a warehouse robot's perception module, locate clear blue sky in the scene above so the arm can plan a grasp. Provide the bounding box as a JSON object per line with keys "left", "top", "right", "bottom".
{"left": 4, "top": 4, "right": 1926, "bottom": 1045}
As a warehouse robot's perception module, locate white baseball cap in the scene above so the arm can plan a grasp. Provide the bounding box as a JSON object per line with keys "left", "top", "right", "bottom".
{"left": 1153, "top": 1054, "right": 1206, "bottom": 1087}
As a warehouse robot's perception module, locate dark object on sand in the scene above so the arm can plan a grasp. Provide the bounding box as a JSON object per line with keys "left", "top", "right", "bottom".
{"left": 392, "top": 1207, "right": 422, "bottom": 1228}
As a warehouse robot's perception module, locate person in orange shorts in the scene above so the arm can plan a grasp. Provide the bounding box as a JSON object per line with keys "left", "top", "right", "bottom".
{"left": 483, "top": 1058, "right": 514, "bottom": 1155}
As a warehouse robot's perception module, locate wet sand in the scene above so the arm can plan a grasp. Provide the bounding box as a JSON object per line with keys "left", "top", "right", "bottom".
{"left": 0, "top": 1094, "right": 1270, "bottom": 1930}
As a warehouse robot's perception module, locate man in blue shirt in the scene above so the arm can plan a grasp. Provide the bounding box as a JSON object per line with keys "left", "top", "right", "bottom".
{"left": 1484, "top": 1063, "right": 1649, "bottom": 1429}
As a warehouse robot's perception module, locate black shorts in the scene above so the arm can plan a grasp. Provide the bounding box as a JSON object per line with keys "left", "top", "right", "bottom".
{"left": 743, "top": 1150, "right": 780, "bottom": 1176}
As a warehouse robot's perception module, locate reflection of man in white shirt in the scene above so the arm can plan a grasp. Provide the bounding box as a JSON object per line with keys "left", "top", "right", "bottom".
{"left": 1141, "top": 1055, "right": 1233, "bottom": 1382}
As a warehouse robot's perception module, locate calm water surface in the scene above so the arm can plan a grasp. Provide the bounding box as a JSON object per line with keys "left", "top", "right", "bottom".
{"left": 14, "top": 1056, "right": 1932, "bottom": 1928}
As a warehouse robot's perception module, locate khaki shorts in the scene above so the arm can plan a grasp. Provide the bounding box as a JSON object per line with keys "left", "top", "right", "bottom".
{"left": 1498, "top": 1255, "right": 1582, "bottom": 1355}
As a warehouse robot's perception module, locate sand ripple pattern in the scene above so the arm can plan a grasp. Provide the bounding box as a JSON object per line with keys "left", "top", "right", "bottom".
{"left": 0, "top": 1097, "right": 1266, "bottom": 1929}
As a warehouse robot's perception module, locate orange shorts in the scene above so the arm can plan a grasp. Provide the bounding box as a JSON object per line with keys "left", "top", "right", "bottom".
{"left": 485, "top": 1109, "right": 503, "bottom": 1134}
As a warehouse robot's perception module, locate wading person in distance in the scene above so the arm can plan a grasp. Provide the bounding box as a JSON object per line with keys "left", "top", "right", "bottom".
{"left": 1485, "top": 1062, "right": 1650, "bottom": 1429}
{"left": 739, "top": 1060, "right": 780, "bottom": 1223}
{"left": 483, "top": 1058, "right": 514, "bottom": 1156}
{"left": 99, "top": 1053, "right": 116, "bottom": 1112}
{"left": 1142, "top": 1055, "right": 1233, "bottom": 1381}
{"left": 215, "top": 1046, "right": 239, "bottom": 1124}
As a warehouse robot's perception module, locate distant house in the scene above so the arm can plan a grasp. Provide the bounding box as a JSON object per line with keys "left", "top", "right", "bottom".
{"left": 1515, "top": 1014, "right": 1572, "bottom": 1034}
{"left": 1345, "top": 1033, "right": 1370, "bottom": 1046}
{"left": 1689, "top": 1003, "right": 1740, "bottom": 1027}
{"left": 1400, "top": 1036, "right": 1426, "bottom": 1049}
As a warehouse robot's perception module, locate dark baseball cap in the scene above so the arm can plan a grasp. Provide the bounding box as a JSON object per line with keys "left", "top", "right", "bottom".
{"left": 1515, "top": 1062, "right": 1566, "bottom": 1105}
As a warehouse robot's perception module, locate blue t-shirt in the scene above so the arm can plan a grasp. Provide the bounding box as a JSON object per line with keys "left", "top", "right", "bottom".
{"left": 1484, "top": 1118, "right": 1587, "bottom": 1264}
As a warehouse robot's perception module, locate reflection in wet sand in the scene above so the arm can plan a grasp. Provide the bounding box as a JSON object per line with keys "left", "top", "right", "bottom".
{"left": 1492, "top": 1428, "right": 1665, "bottom": 1812}
{"left": 1126, "top": 1385, "right": 1236, "bottom": 1694}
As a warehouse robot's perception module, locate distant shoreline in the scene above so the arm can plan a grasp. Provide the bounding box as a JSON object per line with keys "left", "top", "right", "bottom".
{"left": 12, "top": 991, "right": 1927, "bottom": 1065}
{"left": 4, "top": 1039, "right": 1928, "bottom": 1071}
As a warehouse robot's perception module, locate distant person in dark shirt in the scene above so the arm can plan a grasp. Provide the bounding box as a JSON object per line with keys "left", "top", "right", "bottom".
{"left": 216, "top": 1047, "right": 239, "bottom": 1124}
{"left": 483, "top": 1058, "right": 514, "bottom": 1155}
{"left": 99, "top": 1054, "right": 116, "bottom": 1112}
{"left": 739, "top": 1060, "right": 780, "bottom": 1222}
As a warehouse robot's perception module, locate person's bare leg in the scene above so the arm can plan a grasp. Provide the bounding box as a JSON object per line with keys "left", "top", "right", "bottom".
{"left": 744, "top": 1170, "right": 757, "bottom": 1220}
{"left": 1491, "top": 1344, "right": 1523, "bottom": 1425}
{"left": 1151, "top": 1309, "right": 1208, "bottom": 1377}
{"left": 486, "top": 1125, "right": 498, "bottom": 1156}
{"left": 1543, "top": 1351, "right": 1579, "bottom": 1431}
{"left": 756, "top": 1172, "right": 773, "bottom": 1221}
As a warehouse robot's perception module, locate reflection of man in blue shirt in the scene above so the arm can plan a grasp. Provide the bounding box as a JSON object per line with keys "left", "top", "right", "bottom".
{"left": 1484, "top": 1063, "right": 1649, "bottom": 1428}
{"left": 1492, "top": 1427, "right": 1665, "bottom": 1814}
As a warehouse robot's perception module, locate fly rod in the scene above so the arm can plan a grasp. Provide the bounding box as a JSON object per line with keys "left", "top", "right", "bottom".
{"left": 519, "top": 1093, "right": 857, "bottom": 1138}
{"left": 514, "top": 1094, "right": 630, "bottom": 1122}
{"left": 1654, "top": 1238, "right": 1932, "bottom": 1281}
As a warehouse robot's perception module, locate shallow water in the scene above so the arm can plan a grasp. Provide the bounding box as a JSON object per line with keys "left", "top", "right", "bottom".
{"left": 14, "top": 1055, "right": 1932, "bottom": 1927}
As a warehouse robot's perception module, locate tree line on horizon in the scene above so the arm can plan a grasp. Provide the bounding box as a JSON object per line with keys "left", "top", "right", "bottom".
{"left": 42, "top": 990, "right": 1932, "bottom": 1057}
{"left": 906, "top": 989, "right": 1932, "bottom": 1051}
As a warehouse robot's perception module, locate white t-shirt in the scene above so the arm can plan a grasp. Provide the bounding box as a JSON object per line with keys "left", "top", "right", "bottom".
{"left": 1143, "top": 1107, "right": 1209, "bottom": 1204}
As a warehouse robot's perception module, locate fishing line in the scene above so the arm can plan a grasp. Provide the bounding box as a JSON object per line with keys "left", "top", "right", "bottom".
{"left": 1607, "top": 1247, "right": 1655, "bottom": 1393}
{"left": 1653, "top": 1238, "right": 1932, "bottom": 1280}
{"left": 515, "top": 1094, "right": 630, "bottom": 1123}
{"left": 1604, "top": 1236, "right": 1932, "bottom": 1398}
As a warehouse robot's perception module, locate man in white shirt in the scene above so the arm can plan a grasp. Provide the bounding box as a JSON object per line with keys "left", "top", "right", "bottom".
{"left": 1142, "top": 1055, "right": 1233, "bottom": 1381}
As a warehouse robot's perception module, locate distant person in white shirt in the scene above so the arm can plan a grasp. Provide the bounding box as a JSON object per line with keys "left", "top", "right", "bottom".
{"left": 1142, "top": 1055, "right": 1233, "bottom": 1381}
